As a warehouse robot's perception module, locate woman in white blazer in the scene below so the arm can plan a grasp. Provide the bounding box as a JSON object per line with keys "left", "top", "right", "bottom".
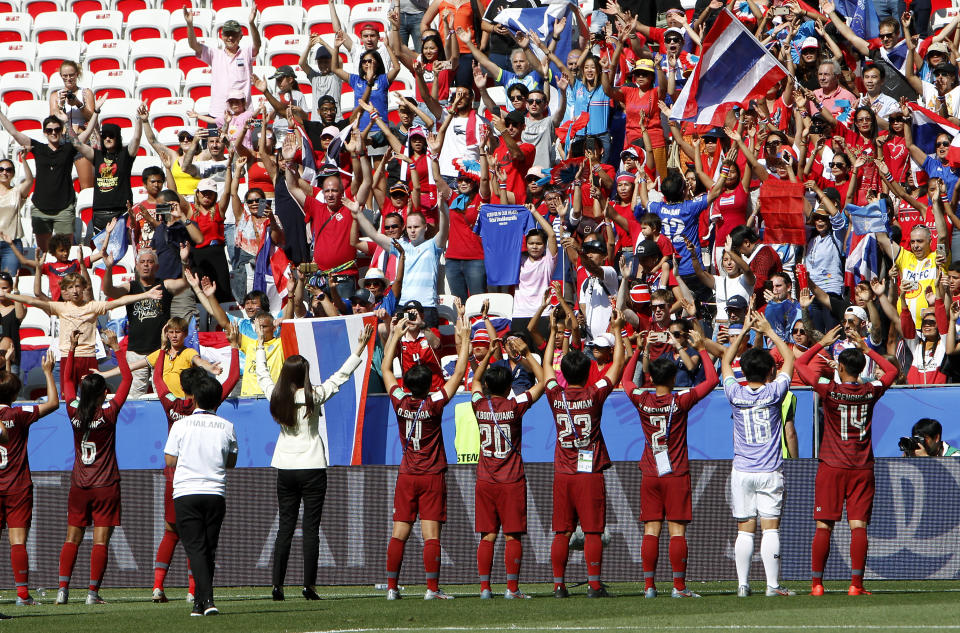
{"left": 255, "top": 323, "right": 373, "bottom": 601}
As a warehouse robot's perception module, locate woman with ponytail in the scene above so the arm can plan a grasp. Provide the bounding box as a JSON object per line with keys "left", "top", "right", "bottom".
{"left": 56, "top": 328, "right": 131, "bottom": 606}
{"left": 256, "top": 323, "right": 373, "bottom": 601}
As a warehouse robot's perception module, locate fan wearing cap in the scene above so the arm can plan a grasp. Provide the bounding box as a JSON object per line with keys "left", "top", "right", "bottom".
{"left": 299, "top": 34, "right": 341, "bottom": 120}
{"left": 619, "top": 146, "right": 658, "bottom": 183}
{"left": 183, "top": 6, "right": 260, "bottom": 121}
{"left": 434, "top": 152, "right": 489, "bottom": 302}
{"left": 820, "top": 305, "right": 885, "bottom": 383}
{"left": 602, "top": 52, "right": 668, "bottom": 178}
{"left": 893, "top": 289, "right": 952, "bottom": 385}
{"left": 191, "top": 89, "right": 256, "bottom": 150}
{"left": 250, "top": 67, "right": 308, "bottom": 145}
{"left": 142, "top": 122, "right": 202, "bottom": 198}
{"left": 795, "top": 36, "right": 822, "bottom": 91}
{"left": 182, "top": 173, "right": 236, "bottom": 306}
{"left": 487, "top": 110, "right": 537, "bottom": 204}
{"left": 908, "top": 39, "right": 958, "bottom": 93}
{"left": 573, "top": 237, "right": 620, "bottom": 345}
{"left": 456, "top": 28, "right": 544, "bottom": 112}
{"left": 70, "top": 109, "right": 143, "bottom": 239}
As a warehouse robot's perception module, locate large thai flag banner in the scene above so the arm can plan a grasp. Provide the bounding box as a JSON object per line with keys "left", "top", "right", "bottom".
{"left": 280, "top": 315, "right": 378, "bottom": 466}
{"left": 908, "top": 102, "right": 960, "bottom": 155}
{"left": 492, "top": 0, "right": 575, "bottom": 86}
{"left": 671, "top": 9, "right": 788, "bottom": 127}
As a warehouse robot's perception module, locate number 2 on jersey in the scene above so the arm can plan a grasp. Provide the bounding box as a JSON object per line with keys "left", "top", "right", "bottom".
{"left": 479, "top": 424, "right": 511, "bottom": 459}
{"left": 556, "top": 413, "right": 592, "bottom": 449}
{"left": 649, "top": 415, "right": 668, "bottom": 452}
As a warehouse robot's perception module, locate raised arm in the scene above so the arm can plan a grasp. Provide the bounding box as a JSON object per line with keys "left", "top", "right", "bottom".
{"left": 183, "top": 7, "right": 202, "bottom": 55}
{"left": 443, "top": 316, "right": 472, "bottom": 399}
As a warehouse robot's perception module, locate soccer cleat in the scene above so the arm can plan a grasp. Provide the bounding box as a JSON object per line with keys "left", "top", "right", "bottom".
{"left": 152, "top": 588, "right": 168, "bottom": 603}
{"left": 847, "top": 586, "right": 872, "bottom": 596}
{"left": 424, "top": 588, "right": 455, "bottom": 600}
{"left": 553, "top": 586, "right": 569, "bottom": 599}
{"left": 644, "top": 588, "right": 658, "bottom": 599}
{"left": 85, "top": 592, "right": 106, "bottom": 605}
{"left": 737, "top": 585, "right": 752, "bottom": 597}
{"left": 671, "top": 588, "right": 701, "bottom": 598}
{"left": 504, "top": 589, "right": 532, "bottom": 599}
{"left": 55, "top": 588, "right": 68, "bottom": 605}
{"left": 15, "top": 596, "right": 37, "bottom": 606}
{"left": 766, "top": 586, "right": 796, "bottom": 597}
{"left": 810, "top": 584, "right": 825, "bottom": 596}
{"left": 386, "top": 588, "right": 402, "bottom": 601}
{"left": 271, "top": 586, "right": 285, "bottom": 601}
{"left": 479, "top": 589, "right": 493, "bottom": 599}
{"left": 302, "top": 587, "right": 321, "bottom": 601}
{"left": 186, "top": 592, "right": 194, "bottom": 603}
{"left": 190, "top": 602, "right": 203, "bottom": 617}
{"left": 203, "top": 604, "right": 219, "bottom": 616}
{"left": 586, "top": 586, "right": 612, "bottom": 598}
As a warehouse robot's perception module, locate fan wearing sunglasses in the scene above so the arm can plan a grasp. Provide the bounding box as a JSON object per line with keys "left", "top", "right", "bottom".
{"left": 0, "top": 155, "right": 32, "bottom": 277}
{"left": 522, "top": 87, "right": 566, "bottom": 171}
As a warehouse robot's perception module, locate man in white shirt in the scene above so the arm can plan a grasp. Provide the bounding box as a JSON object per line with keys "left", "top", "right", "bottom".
{"left": 165, "top": 376, "right": 238, "bottom": 617}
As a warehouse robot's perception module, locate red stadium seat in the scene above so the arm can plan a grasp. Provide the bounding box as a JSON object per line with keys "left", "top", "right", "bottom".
{"left": 0, "top": 71, "right": 43, "bottom": 105}
{"left": 306, "top": 5, "right": 351, "bottom": 37}
{"left": 97, "top": 97, "right": 140, "bottom": 128}
{"left": 92, "top": 69, "right": 136, "bottom": 99}
{"left": 77, "top": 11, "right": 123, "bottom": 44}
{"left": 33, "top": 11, "right": 77, "bottom": 43}
{"left": 5, "top": 100, "right": 46, "bottom": 132}
{"left": 174, "top": 37, "right": 214, "bottom": 74}
{"left": 124, "top": 9, "right": 171, "bottom": 41}
{"left": 37, "top": 40, "right": 82, "bottom": 79}
{"left": 136, "top": 68, "right": 183, "bottom": 106}
{"left": 265, "top": 34, "right": 306, "bottom": 69}
{"left": 159, "top": 0, "right": 189, "bottom": 12}
{"left": 0, "top": 13, "right": 32, "bottom": 43}
{"left": 184, "top": 66, "right": 212, "bottom": 101}
{"left": 114, "top": 0, "right": 147, "bottom": 20}
{"left": 259, "top": 5, "right": 303, "bottom": 38}
{"left": 23, "top": 0, "right": 63, "bottom": 19}
{"left": 148, "top": 96, "right": 193, "bottom": 130}
{"left": 83, "top": 39, "right": 129, "bottom": 74}
{"left": 169, "top": 7, "right": 212, "bottom": 39}
{"left": 67, "top": 0, "right": 106, "bottom": 19}
{"left": 0, "top": 42, "right": 36, "bottom": 74}
{"left": 130, "top": 38, "right": 175, "bottom": 72}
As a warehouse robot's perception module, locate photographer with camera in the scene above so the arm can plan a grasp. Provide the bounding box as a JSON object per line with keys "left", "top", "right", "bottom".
{"left": 900, "top": 418, "right": 960, "bottom": 457}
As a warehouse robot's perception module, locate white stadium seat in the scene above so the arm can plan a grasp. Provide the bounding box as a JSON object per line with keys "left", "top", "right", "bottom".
{"left": 170, "top": 7, "right": 213, "bottom": 40}
{"left": 148, "top": 95, "right": 193, "bottom": 131}
{"left": 305, "top": 4, "right": 351, "bottom": 36}
{"left": 91, "top": 68, "right": 136, "bottom": 99}
{"left": 130, "top": 38, "right": 176, "bottom": 73}
{"left": 83, "top": 39, "right": 129, "bottom": 73}
{"left": 184, "top": 66, "right": 213, "bottom": 102}
{"left": 136, "top": 68, "right": 183, "bottom": 107}
{"left": 4, "top": 99, "right": 47, "bottom": 131}
{"left": 0, "top": 42, "right": 35, "bottom": 74}
{"left": 124, "top": 8, "right": 171, "bottom": 41}
{"left": 32, "top": 11, "right": 77, "bottom": 43}
{"left": 265, "top": 34, "right": 306, "bottom": 69}
{"left": 0, "top": 71, "right": 44, "bottom": 106}
{"left": 36, "top": 40, "right": 82, "bottom": 79}
{"left": 77, "top": 10, "right": 123, "bottom": 44}
{"left": 174, "top": 36, "right": 215, "bottom": 75}
{"left": 465, "top": 293, "right": 514, "bottom": 319}
{"left": 259, "top": 5, "right": 304, "bottom": 38}
{"left": 97, "top": 97, "right": 141, "bottom": 128}
{"left": 348, "top": 3, "right": 390, "bottom": 38}
{"left": 0, "top": 12, "right": 33, "bottom": 42}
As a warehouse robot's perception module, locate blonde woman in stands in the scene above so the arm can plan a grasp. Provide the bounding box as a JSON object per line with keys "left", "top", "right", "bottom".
{"left": 0, "top": 150, "right": 32, "bottom": 277}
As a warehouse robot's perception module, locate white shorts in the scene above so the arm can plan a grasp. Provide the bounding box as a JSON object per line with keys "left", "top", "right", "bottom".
{"left": 730, "top": 467, "right": 784, "bottom": 520}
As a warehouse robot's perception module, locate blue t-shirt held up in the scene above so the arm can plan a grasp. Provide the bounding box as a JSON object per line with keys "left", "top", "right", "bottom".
{"left": 635, "top": 195, "right": 711, "bottom": 277}
{"left": 474, "top": 204, "right": 537, "bottom": 286}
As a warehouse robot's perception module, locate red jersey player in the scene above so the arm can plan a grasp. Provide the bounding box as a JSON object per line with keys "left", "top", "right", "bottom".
{"left": 796, "top": 325, "right": 897, "bottom": 596}
{"left": 381, "top": 314, "right": 470, "bottom": 601}
{"left": 623, "top": 329, "right": 718, "bottom": 599}
{"left": 0, "top": 350, "right": 59, "bottom": 607}
{"left": 470, "top": 332, "right": 549, "bottom": 600}
{"left": 544, "top": 310, "right": 626, "bottom": 598}
{"left": 57, "top": 330, "right": 132, "bottom": 606}
{"left": 151, "top": 324, "right": 240, "bottom": 604}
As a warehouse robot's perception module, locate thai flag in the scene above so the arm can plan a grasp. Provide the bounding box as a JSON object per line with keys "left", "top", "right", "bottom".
{"left": 834, "top": 0, "right": 879, "bottom": 40}
{"left": 671, "top": 9, "right": 788, "bottom": 127}
{"left": 253, "top": 231, "right": 290, "bottom": 313}
{"left": 848, "top": 199, "right": 889, "bottom": 235}
{"left": 292, "top": 121, "right": 317, "bottom": 184}
{"left": 492, "top": 1, "right": 575, "bottom": 85}
{"left": 844, "top": 233, "right": 879, "bottom": 289}
{"left": 91, "top": 213, "right": 130, "bottom": 261}
{"left": 279, "top": 315, "right": 377, "bottom": 466}
{"left": 908, "top": 103, "right": 960, "bottom": 155}
{"left": 879, "top": 39, "right": 909, "bottom": 73}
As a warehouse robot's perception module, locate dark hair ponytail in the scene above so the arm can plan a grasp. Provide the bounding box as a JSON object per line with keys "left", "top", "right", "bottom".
{"left": 77, "top": 373, "right": 108, "bottom": 434}
{"left": 269, "top": 355, "right": 315, "bottom": 427}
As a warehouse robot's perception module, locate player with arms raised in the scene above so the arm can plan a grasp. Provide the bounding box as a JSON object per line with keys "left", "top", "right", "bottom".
{"left": 722, "top": 311, "right": 796, "bottom": 598}
{"left": 381, "top": 314, "right": 470, "bottom": 600}
{"left": 0, "top": 350, "right": 58, "bottom": 607}
{"left": 624, "top": 328, "right": 718, "bottom": 598}
{"left": 470, "top": 322, "right": 550, "bottom": 599}
{"left": 544, "top": 310, "right": 626, "bottom": 598}
{"left": 796, "top": 324, "right": 897, "bottom": 596}
{"left": 151, "top": 323, "right": 240, "bottom": 604}
{"left": 56, "top": 330, "right": 131, "bottom": 605}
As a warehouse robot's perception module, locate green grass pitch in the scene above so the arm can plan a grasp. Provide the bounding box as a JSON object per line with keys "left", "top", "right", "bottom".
{"left": 2, "top": 581, "right": 959, "bottom": 633}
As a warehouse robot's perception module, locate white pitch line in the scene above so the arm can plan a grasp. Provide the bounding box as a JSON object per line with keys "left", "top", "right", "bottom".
{"left": 306, "top": 627, "right": 960, "bottom": 633}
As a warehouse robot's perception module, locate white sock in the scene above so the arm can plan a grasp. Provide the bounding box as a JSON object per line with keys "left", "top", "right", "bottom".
{"left": 734, "top": 531, "right": 755, "bottom": 587}
{"left": 761, "top": 528, "right": 781, "bottom": 588}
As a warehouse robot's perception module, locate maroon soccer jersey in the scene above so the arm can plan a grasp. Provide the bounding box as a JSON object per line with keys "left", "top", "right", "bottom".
{"left": 66, "top": 398, "right": 123, "bottom": 488}
{"left": 813, "top": 379, "right": 890, "bottom": 469}
{"left": 390, "top": 387, "right": 450, "bottom": 475}
{"left": 0, "top": 404, "right": 40, "bottom": 493}
{"left": 471, "top": 391, "right": 534, "bottom": 484}
{"left": 623, "top": 350, "right": 718, "bottom": 477}
{"left": 154, "top": 347, "right": 240, "bottom": 430}
{"left": 545, "top": 378, "right": 615, "bottom": 474}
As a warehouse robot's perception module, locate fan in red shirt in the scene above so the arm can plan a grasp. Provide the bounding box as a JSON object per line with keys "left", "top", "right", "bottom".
{"left": 150, "top": 326, "right": 240, "bottom": 604}
{"left": 470, "top": 334, "right": 549, "bottom": 600}
{"left": 730, "top": 225, "right": 782, "bottom": 308}
{"left": 0, "top": 350, "right": 59, "bottom": 606}
{"left": 398, "top": 300, "right": 445, "bottom": 392}
{"left": 796, "top": 325, "right": 897, "bottom": 597}
{"left": 543, "top": 310, "right": 626, "bottom": 598}
{"left": 623, "top": 330, "right": 718, "bottom": 599}
{"left": 56, "top": 330, "right": 133, "bottom": 606}
{"left": 491, "top": 109, "right": 536, "bottom": 205}
{"left": 381, "top": 314, "right": 470, "bottom": 601}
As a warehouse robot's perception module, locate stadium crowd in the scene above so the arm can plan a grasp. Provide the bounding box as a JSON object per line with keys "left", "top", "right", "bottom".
{"left": 0, "top": 0, "right": 958, "bottom": 617}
